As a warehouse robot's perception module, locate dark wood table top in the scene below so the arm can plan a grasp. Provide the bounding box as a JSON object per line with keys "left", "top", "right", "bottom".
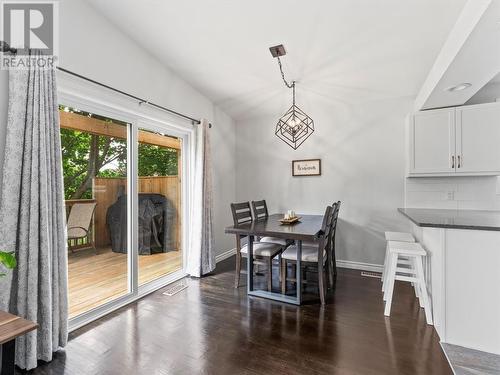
{"left": 0, "top": 310, "right": 37, "bottom": 344}
{"left": 225, "top": 213, "right": 324, "bottom": 241}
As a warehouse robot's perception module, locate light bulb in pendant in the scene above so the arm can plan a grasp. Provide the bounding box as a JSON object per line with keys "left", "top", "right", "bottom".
{"left": 288, "top": 116, "right": 300, "bottom": 128}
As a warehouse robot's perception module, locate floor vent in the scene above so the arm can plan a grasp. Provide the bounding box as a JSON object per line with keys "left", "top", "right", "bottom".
{"left": 361, "top": 271, "right": 382, "bottom": 279}
{"left": 162, "top": 281, "right": 188, "bottom": 296}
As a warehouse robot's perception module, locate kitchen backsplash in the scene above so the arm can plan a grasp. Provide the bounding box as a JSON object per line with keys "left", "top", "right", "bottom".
{"left": 405, "top": 176, "right": 500, "bottom": 210}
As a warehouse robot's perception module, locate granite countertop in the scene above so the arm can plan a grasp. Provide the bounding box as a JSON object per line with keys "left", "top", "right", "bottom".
{"left": 398, "top": 208, "right": 500, "bottom": 231}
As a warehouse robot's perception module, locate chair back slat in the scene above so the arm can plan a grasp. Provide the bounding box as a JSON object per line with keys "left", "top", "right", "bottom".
{"left": 317, "top": 206, "right": 334, "bottom": 257}
{"left": 331, "top": 201, "right": 341, "bottom": 242}
{"left": 251, "top": 200, "right": 269, "bottom": 220}
{"left": 326, "top": 201, "right": 341, "bottom": 269}
{"left": 231, "top": 201, "right": 253, "bottom": 225}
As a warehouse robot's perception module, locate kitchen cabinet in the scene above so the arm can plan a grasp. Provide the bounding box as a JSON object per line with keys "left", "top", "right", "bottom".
{"left": 408, "top": 102, "right": 500, "bottom": 176}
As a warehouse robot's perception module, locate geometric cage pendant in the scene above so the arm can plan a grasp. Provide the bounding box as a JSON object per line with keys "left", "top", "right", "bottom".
{"left": 270, "top": 44, "right": 314, "bottom": 150}
{"left": 275, "top": 104, "right": 314, "bottom": 150}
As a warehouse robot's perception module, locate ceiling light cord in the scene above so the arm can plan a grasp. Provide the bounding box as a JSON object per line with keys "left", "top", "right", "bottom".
{"left": 277, "top": 56, "right": 296, "bottom": 106}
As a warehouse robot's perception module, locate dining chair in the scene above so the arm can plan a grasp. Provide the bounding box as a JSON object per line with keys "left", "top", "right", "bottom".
{"left": 280, "top": 205, "right": 334, "bottom": 305}
{"left": 328, "top": 201, "right": 341, "bottom": 284}
{"left": 231, "top": 201, "right": 284, "bottom": 290}
{"left": 250, "top": 200, "right": 288, "bottom": 246}
{"left": 296, "top": 201, "right": 341, "bottom": 288}
{"left": 67, "top": 201, "right": 97, "bottom": 254}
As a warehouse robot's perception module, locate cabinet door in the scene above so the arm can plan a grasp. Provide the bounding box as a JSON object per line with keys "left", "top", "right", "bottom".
{"left": 456, "top": 103, "right": 500, "bottom": 174}
{"left": 410, "top": 108, "right": 456, "bottom": 174}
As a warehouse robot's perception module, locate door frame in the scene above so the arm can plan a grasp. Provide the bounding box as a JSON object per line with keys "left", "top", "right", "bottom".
{"left": 58, "top": 73, "right": 194, "bottom": 331}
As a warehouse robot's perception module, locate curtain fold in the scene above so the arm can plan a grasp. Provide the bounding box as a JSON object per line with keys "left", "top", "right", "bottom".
{"left": 187, "top": 119, "right": 215, "bottom": 277}
{"left": 0, "top": 51, "right": 68, "bottom": 370}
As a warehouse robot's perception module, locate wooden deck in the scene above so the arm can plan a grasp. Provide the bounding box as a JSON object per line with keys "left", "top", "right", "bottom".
{"left": 68, "top": 247, "right": 182, "bottom": 318}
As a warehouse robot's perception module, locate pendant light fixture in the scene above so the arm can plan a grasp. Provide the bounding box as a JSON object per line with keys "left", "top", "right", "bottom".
{"left": 270, "top": 44, "right": 314, "bottom": 150}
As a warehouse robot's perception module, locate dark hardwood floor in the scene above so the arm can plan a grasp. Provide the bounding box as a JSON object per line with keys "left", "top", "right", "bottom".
{"left": 21, "top": 257, "right": 451, "bottom": 375}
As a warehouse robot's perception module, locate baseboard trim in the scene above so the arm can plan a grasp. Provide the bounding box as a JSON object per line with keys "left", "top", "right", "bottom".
{"left": 336, "top": 260, "right": 383, "bottom": 273}
{"left": 215, "top": 249, "right": 383, "bottom": 274}
{"left": 216, "top": 248, "right": 236, "bottom": 263}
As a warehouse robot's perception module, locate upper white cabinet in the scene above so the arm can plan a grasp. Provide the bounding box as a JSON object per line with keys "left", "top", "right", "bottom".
{"left": 408, "top": 102, "right": 500, "bottom": 177}
{"left": 410, "top": 108, "right": 455, "bottom": 174}
{"left": 456, "top": 103, "right": 500, "bottom": 174}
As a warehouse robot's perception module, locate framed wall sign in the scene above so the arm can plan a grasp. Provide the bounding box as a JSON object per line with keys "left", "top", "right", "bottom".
{"left": 292, "top": 159, "right": 321, "bottom": 176}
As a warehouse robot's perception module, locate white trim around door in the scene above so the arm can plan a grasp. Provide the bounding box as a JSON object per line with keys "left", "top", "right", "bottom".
{"left": 58, "top": 71, "right": 195, "bottom": 331}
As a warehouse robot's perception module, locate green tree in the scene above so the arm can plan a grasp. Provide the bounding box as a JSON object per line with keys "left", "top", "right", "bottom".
{"left": 138, "top": 143, "right": 178, "bottom": 176}
{"left": 60, "top": 106, "right": 179, "bottom": 200}
{"left": 61, "top": 128, "right": 127, "bottom": 199}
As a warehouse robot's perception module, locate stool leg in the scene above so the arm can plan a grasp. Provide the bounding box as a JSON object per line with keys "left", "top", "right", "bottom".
{"left": 411, "top": 256, "right": 423, "bottom": 307}
{"left": 415, "top": 256, "right": 433, "bottom": 325}
{"left": 382, "top": 243, "right": 389, "bottom": 290}
{"left": 384, "top": 253, "right": 398, "bottom": 316}
{"left": 383, "top": 253, "right": 397, "bottom": 300}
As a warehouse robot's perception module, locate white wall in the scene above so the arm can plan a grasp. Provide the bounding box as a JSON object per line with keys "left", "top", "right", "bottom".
{"left": 236, "top": 97, "right": 413, "bottom": 266}
{"left": 405, "top": 176, "right": 500, "bottom": 210}
{"left": 0, "top": 0, "right": 236, "bottom": 256}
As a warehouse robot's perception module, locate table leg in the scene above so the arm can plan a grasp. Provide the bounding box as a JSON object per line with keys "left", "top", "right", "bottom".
{"left": 247, "top": 235, "right": 254, "bottom": 292}
{"left": 1, "top": 339, "right": 15, "bottom": 375}
{"left": 296, "top": 239, "right": 302, "bottom": 304}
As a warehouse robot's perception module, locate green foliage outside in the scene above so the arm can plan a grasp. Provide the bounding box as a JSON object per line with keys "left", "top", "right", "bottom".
{"left": 0, "top": 251, "right": 16, "bottom": 277}
{"left": 60, "top": 106, "right": 178, "bottom": 200}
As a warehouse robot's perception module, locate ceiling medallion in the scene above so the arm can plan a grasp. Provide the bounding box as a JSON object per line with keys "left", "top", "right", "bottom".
{"left": 270, "top": 44, "right": 314, "bottom": 150}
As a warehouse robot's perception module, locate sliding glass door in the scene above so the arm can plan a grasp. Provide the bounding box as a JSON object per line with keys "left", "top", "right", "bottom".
{"left": 136, "top": 127, "right": 183, "bottom": 286}
{"left": 59, "top": 95, "right": 190, "bottom": 324}
{"left": 60, "top": 105, "right": 131, "bottom": 319}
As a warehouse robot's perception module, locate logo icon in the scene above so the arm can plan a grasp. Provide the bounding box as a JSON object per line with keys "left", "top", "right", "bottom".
{"left": 1, "top": 1, "right": 58, "bottom": 69}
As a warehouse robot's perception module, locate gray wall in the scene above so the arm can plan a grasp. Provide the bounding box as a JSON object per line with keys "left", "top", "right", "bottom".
{"left": 0, "top": 0, "right": 237, "bottom": 255}
{"left": 236, "top": 97, "right": 413, "bottom": 266}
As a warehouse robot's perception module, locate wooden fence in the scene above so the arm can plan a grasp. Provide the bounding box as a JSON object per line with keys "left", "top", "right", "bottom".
{"left": 93, "top": 176, "right": 181, "bottom": 250}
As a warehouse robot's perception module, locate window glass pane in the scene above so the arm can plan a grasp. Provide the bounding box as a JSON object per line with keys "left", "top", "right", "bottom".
{"left": 137, "top": 128, "right": 183, "bottom": 285}
{"left": 60, "top": 105, "right": 130, "bottom": 318}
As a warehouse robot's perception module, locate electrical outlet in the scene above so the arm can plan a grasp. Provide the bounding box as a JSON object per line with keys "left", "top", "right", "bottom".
{"left": 446, "top": 191, "right": 454, "bottom": 201}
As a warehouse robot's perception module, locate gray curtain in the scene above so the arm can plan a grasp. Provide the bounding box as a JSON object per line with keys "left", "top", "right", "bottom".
{"left": 187, "top": 119, "right": 215, "bottom": 277}
{"left": 0, "top": 51, "right": 68, "bottom": 370}
{"left": 199, "top": 120, "right": 215, "bottom": 275}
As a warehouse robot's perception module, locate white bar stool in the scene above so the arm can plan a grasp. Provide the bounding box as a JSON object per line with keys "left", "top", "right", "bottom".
{"left": 382, "top": 232, "right": 415, "bottom": 290}
{"left": 383, "top": 240, "right": 433, "bottom": 325}
{"left": 384, "top": 232, "right": 415, "bottom": 242}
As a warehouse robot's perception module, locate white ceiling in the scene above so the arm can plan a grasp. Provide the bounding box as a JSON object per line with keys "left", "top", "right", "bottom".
{"left": 85, "top": 0, "right": 468, "bottom": 120}
{"left": 416, "top": 0, "right": 500, "bottom": 110}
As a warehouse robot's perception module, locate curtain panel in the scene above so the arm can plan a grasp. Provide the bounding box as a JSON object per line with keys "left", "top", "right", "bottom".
{"left": 186, "top": 119, "right": 215, "bottom": 277}
{"left": 0, "top": 51, "right": 68, "bottom": 370}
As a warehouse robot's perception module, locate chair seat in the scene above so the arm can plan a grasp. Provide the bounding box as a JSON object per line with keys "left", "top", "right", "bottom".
{"left": 302, "top": 240, "right": 318, "bottom": 247}
{"left": 240, "top": 242, "right": 282, "bottom": 257}
{"left": 67, "top": 227, "right": 87, "bottom": 239}
{"left": 387, "top": 241, "right": 426, "bottom": 256}
{"left": 282, "top": 245, "right": 326, "bottom": 262}
{"left": 384, "top": 231, "right": 415, "bottom": 242}
{"left": 260, "top": 236, "right": 288, "bottom": 246}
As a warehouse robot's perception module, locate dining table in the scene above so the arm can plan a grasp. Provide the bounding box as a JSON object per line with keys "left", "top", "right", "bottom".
{"left": 0, "top": 310, "right": 37, "bottom": 375}
{"left": 225, "top": 213, "right": 325, "bottom": 305}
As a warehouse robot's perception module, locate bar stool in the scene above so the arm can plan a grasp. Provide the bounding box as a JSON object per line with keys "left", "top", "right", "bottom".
{"left": 383, "top": 240, "right": 433, "bottom": 325}
{"left": 382, "top": 232, "right": 415, "bottom": 290}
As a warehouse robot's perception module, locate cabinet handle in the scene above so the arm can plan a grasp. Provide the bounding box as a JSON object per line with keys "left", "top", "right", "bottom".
{"left": 458, "top": 155, "right": 461, "bottom": 168}
{"left": 451, "top": 155, "right": 455, "bottom": 169}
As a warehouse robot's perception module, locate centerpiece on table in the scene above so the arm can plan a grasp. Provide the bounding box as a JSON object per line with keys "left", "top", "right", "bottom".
{"left": 279, "top": 210, "right": 301, "bottom": 224}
